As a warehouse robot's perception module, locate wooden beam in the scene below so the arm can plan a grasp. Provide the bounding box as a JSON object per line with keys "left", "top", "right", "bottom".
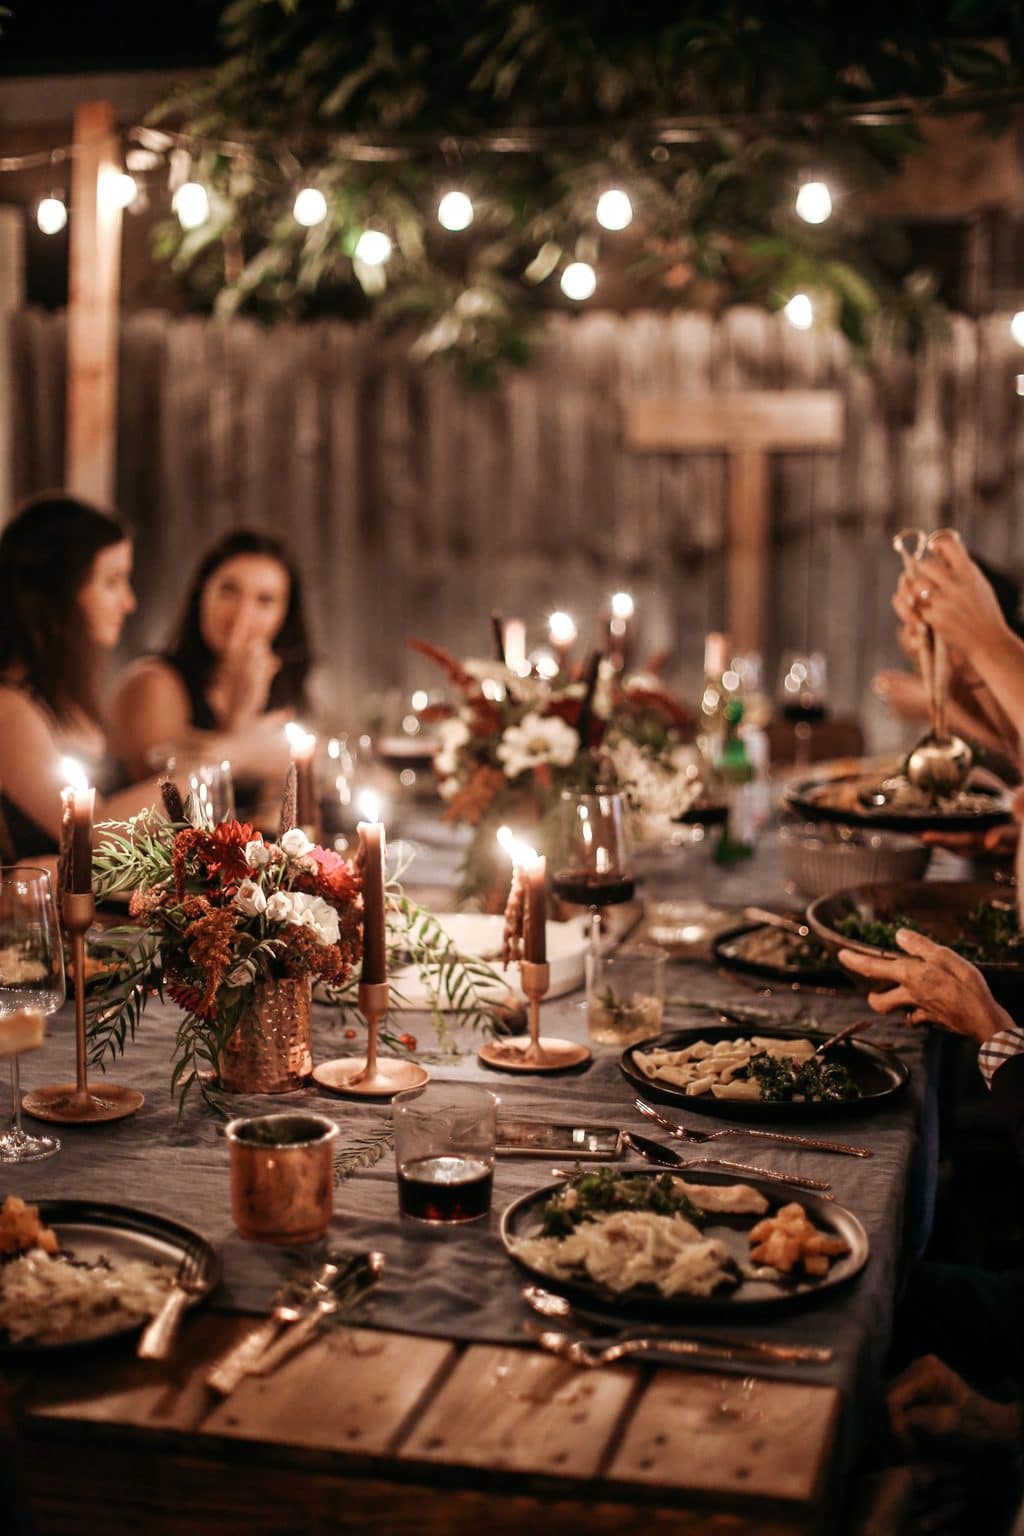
{"left": 623, "top": 391, "right": 843, "bottom": 453}
{"left": 0, "top": 206, "right": 25, "bottom": 526}
{"left": 727, "top": 447, "right": 771, "bottom": 655}
{"left": 65, "top": 100, "right": 122, "bottom": 506}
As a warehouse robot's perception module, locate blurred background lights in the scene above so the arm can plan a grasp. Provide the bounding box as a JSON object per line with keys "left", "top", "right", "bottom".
{"left": 784, "top": 292, "right": 814, "bottom": 329}
{"left": 292, "top": 187, "right": 327, "bottom": 227}
{"left": 355, "top": 229, "right": 392, "bottom": 265}
{"left": 437, "top": 190, "right": 474, "bottom": 230}
{"left": 560, "top": 261, "right": 597, "bottom": 300}
{"left": 795, "top": 180, "right": 832, "bottom": 224}
{"left": 173, "top": 181, "right": 209, "bottom": 230}
{"left": 36, "top": 196, "right": 67, "bottom": 235}
{"left": 595, "top": 189, "right": 633, "bottom": 230}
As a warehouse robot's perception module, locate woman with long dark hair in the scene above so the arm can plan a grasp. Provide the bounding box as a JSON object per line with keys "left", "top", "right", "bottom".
{"left": 0, "top": 492, "right": 165, "bottom": 863}
{"left": 109, "top": 529, "right": 313, "bottom": 801}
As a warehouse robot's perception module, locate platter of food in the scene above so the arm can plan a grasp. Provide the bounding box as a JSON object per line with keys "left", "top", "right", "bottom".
{"left": 619, "top": 1022, "right": 907, "bottom": 1121}
{"left": 0, "top": 1195, "right": 220, "bottom": 1352}
{"left": 502, "top": 1167, "right": 868, "bottom": 1316}
{"left": 808, "top": 880, "right": 1024, "bottom": 1010}
{"left": 712, "top": 922, "right": 850, "bottom": 986}
{"left": 785, "top": 765, "right": 1011, "bottom": 834}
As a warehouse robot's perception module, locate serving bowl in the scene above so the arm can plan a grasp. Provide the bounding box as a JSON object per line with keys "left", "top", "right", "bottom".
{"left": 807, "top": 879, "right": 1024, "bottom": 1010}
{"left": 778, "top": 822, "right": 931, "bottom": 899}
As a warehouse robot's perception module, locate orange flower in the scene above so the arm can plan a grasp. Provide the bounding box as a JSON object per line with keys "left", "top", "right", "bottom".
{"left": 442, "top": 764, "right": 505, "bottom": 826}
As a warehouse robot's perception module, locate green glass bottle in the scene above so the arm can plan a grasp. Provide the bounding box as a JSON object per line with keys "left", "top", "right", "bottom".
{"left": 714, "top": 698, "right": 755, "bottom": 864}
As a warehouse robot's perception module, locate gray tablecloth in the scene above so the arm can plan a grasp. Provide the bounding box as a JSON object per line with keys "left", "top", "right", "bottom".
{"left": 8, "top": 822, "right": 944, "bottom": 1482}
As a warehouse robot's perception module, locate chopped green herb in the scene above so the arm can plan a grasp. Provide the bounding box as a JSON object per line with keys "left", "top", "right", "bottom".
{"left": 540, "top": 1168, "right": 705, "bottom": 1237}
{"left": 749, "top": 1052, "right": 858, "bottom": 1103}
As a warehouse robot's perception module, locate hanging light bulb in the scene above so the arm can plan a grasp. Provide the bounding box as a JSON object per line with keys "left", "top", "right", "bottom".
{"left": 560, "top": 261, "right": 597, "bottom": 301}
{"left": 784, "top": 293, "right": 814, "bottom": 330}
{"left": 596, "top": 189, "right": 633, "bottom": 231}
{"left": 795, "top": 179, "right": 833, "bottom": 225}
{"left": 292, "top": 187, "right": 327, "bottom": 227}
{"left": 172, "top": 181, "right": 210, "bottom": 231}
{"left": 355, "top": 229, "right": 392, "bottom": 265}
{"left": 100, "top": 169, "right": 138, "bottom": 213}
{"left": 1011, "top": 311, "right": 1024, "bottom": 347}
{"left": 36, "top": 195, "right": 67, "bottom": 235}
{"left": 437, "top": 190, "right": 474, "bottom": 231}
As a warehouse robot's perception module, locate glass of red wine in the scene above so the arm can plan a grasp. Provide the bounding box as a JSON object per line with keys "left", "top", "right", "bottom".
{"left": 393, "top": 1083, "right": 499, "bottom": 1225}
{"left": 552, "top": 787, "right": 635, "bottom": 1006}
{"left": 777, "top": 651, "right": 829, "bottom": 724}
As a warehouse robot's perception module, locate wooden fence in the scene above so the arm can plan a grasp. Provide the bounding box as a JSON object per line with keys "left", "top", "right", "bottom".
{"left": 9, "top": 306, "right": 1024, "bottom": 745}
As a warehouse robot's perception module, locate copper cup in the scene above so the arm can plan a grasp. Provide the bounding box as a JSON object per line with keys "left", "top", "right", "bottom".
{"left": 226, "top": 1112, "right": 339, "bottom": 1244}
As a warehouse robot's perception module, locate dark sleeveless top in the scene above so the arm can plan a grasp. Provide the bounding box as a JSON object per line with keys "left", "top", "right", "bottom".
{"left": 160, "top": 656, "right": 218, "bottom": 731}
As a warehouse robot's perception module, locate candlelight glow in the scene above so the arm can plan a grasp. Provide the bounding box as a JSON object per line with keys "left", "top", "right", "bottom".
{"left": 356, "top": 789, "right": 382, "bottom": 822}
{"left": 610, "top": 591, "right": 635, "bottom": 620}
{"left": 548, "top": 611, "right": 577, "bottom": 644}
{"left": 58, "top": 756, "right": 89, "bottom": 793}
{"left": 411, "top": 689, "right": 429, "bottom": 711}
{"left": 497, "top": 825, "right": 542, "bottom": 869}
{"left": 531, "top": 650, "right": 559, "bottom": 681}
{"left": 1012, "top": 311, "right": 1024, "bottom": 347}
{"left": 285, "top": 721, "right": 316, "bottom": 756}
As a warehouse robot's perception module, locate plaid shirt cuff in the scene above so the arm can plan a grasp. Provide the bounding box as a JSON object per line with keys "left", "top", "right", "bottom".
{"left": 978, "top": 1027, "right": 1024, "bottom": 1088}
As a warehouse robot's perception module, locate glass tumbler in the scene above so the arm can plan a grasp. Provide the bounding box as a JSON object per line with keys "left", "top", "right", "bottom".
{"left": 393, "top": 1082, "right": 499, "bottom": 1224}
{"left": 586, "top": 943, "right": 667, "bottom": 1046}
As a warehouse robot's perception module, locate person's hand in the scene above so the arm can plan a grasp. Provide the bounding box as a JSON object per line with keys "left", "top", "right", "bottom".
{"left": 887, "top": 1355, "right": 1020, "bottom": 1452}
{"left": 210, "top": 635, "right": 282, "bottom": 730}
{"left": 873, "top": 668, "right": 930, "bottom": 724}
{"left": 837, "top": 927, "right": 1014, "bottom": 1040}
{"left": 912, "top": 533, "right": 1012, "bottom": 668}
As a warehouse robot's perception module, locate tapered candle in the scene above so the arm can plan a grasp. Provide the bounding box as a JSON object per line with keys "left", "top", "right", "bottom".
{"left": 357, "top": 805, "right": 387, "bottom": 985}
{"left": 59, "top": 757, "right": 93, "bottom": 895}
{"left": 285, "top": 722, "right": 318, "bottom": 832}
{"left": 607, "top": 591, "right": 635, "bottom": 672}
{"left": 504, "top": 618, "right": 527, "bottom": 677}
{"left": 548, "top": 611, "right": 577, "bottom": 674}
{"left": 497, "top": 826, "right": 546, "bottom": 965}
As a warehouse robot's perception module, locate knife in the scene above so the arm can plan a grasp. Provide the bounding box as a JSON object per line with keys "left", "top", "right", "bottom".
{"left": 205, "top": 1259, "right": 339, "bottom": 1396}
{"left": 621, "top": 1130, "right": 833, "bottom": 1196}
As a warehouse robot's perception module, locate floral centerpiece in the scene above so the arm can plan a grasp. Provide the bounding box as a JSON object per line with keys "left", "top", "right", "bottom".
{"left": 88, "top": 779, "right": 504, "bottom": 1110}
{"left": 410, "top": 640, "right": 704, "bottom": 905}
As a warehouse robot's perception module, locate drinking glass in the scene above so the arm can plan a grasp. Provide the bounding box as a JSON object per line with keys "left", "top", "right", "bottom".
{"left": 187, "top": 761, "right": 236, "bottom": 825}
{"left": 552, "top": 787, "right": 635, "bottom": 1004}
{"left": 393, "top": 1083, "right": 498, "bottom": 1224}
{"left": 777, "top": 652, "right": 829, "bottom": 723}
{"left": 0, "top": 867, "right": 66, "bottom": 1163}
{"left": 586, "top": 944, "right": 666, "bottom": 1045}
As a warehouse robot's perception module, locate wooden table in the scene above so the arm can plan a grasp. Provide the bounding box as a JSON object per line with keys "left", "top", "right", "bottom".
{"left": 3, "top": 1311, "right": 841, "bottom": 1534}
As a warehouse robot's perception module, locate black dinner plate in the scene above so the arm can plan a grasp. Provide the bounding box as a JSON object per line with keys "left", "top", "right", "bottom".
{"left": 619, "top": 1022, "right": 908, "bottom": 1122}
{"left": 784, "top": 771, "right": 1011, "bottom": 834}
{"left": 713, "top": 922, "right": 851, "bottom": 987}
{"left": 502, "top": 1167, "right": 869, "bottom": 1317}
{"left": 0, "top": 1199, "right": 220, "bottom": 1353}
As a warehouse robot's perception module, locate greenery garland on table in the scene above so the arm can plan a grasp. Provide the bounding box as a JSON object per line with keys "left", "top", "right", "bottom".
{"left": 151, "top": 0, "right": 1024, "bottom": 379}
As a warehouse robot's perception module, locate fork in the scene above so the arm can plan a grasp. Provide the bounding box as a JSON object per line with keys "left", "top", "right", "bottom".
{"left": 634, "top": 1096, "right": 872, "bottom": 1159}
{"left": 137, "top": 1244, "right": 205, "bottom": 1361}
{"left": 529, "top": 1325, "right": 832, "bottom": 1370}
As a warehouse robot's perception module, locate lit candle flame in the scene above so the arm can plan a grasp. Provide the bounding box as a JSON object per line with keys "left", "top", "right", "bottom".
{"left": 548, "top": 610, "right": 577, "bottom": 645}
{"left": 285, "top": 721, "right": 316, "bottom": 756}
{"left": 610, "top": 591, "right": 635, "bottom": 620}
{"left": 357, "top": 789, "right": 382, "bottom": 823}
{"left": 497, "top": 825, "right": 541, "bottom": 869}
{"left": 58, "top": 756, "right": 89, "bottom": 793}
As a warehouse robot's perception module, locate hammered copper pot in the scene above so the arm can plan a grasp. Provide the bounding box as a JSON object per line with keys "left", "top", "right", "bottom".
{"left": 217, "top": 975, "right": 313, "bottom": 1094}
{"left": 226, "top": 1112, "right": 339, "bottom": 1244}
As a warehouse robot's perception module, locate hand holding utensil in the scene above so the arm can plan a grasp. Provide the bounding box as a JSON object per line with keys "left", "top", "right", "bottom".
{"left": 634, "top": 1095, "right": 871, "bottom": 1159}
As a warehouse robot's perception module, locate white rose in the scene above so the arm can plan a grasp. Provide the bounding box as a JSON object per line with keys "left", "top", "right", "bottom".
{"left": 496, "top": 712, "right": 579, "bottom": 778}
{"left": 234, "top": 878, "right": 268, "bottom": 918}
{"left": 435, "top": 716, "right": 471, "bottom": 777}
{"left": 244, "top": 839, "right": 270, "bottom": 868}
{"left": 280, "top": 828, "right": 313, "bottom": 859}
{"left": 283, "top": 891, "right": 340, "bottom": 947}
{"left": 265, "top": 891, "right": 295, "bottom": 924}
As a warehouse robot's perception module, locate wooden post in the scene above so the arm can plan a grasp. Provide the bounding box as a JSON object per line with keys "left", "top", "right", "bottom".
{"left": 0, "top": 207, "right": 25, "bottom": 526}
{"left": 65, "top": 101, "right": 122, "bottom": 507}
{"left": 624, "top": 391, "right": 844, "bottom": 656}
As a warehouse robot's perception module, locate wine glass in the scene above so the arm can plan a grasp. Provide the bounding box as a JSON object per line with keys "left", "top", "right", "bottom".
{"left": 777, "top": 652, "right": 829, "bottom": 723}
{"left": 187, "top": 761, "right": 236, "bottom": 825}
{"left": 552, "top": 788, "right": 635, "bottom": 1005}
{"left": 0, "top": 867, "right": 66, "bottom": 1163}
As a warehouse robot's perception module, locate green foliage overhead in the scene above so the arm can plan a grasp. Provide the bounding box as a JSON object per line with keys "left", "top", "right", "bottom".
{"left": 154, "top": 0, "right": 1024, "bottom": 378}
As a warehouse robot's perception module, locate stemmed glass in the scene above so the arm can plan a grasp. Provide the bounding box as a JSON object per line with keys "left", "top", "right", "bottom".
{"left": 187, "top": 761, "right": 236, "bottom": 825}
{"left": 552, "top": 788, "right": 635, "bottom": 1004}
{"left": 0, "top": 867, "right": 66, "bottom": 1163}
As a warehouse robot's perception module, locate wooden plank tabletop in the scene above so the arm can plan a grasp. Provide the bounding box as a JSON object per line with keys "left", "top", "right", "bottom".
{"left": 4, "top": 1312, "right": 842, "bottom": 1535}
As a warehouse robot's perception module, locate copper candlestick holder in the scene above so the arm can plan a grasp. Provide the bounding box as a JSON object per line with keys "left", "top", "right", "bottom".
{"left": 22, "top": 891, "right": 145, "bottom": 1125}
{"left": 313, "top": 979, "right": 429, "bottom": 1098}
{"left": 478, "top": 960, "right": 590, "bottom": 1073}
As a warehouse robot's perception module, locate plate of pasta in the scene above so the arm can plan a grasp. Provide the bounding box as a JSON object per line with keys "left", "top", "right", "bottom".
{"left": 502, "top": 1167, "right": 868, "bottom": 1315}
{"left": 619, "top": 1022, "right": 907, "bottom": 1121}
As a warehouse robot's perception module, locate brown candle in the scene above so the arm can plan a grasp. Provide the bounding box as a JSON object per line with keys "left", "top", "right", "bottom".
{"left": 287, "top": 725, "right": 318, "bottom": 832}
{"left": 60, "top": 775, "right": 94, "bottom": 894}
{"left": 522, "top": 854, "right": 547, "bottom": 965}
{"left": 357, "top": 820, "right": 387, "bottom": 984}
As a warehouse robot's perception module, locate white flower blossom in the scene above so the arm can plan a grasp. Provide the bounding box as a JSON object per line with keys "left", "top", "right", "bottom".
{"left": 245, "top": 839, "right": 270, "bottom": 868}
{"left": 264, "top": 888, "right": 340, "bottom": 946}
{"left": 280, "top": 827, "right": 313, "bottom": 859}
{"left": 234, "top": 878, "right": 268, "bottom": 917}
{"left": 438, "top": 775, "right": 459, "bottom": 801}
{"left": 435, "top": 716, "right": 471, "bottom": 777}
{"left": 497, "top": 712, "right": 579, "bottom": 778}
{"left": 266, "top": 891, "right": 295, "bottom": 924}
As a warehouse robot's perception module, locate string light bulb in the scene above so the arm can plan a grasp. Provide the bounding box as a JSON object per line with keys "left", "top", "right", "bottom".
{"left": 610, "top": 591, "right": 635, "bottom": 620}
{"left": 293, "top": 187, "right": 327, "bottom": 227}
{"left": 172, "top": 181, "right": 209, "bottom": 230}
{"left": 784, "top": 292, "right": 814, "bottom": 330}
{"left": 596, "top": 189, "right": 633, "bottom": 230}
{"left": 36, "top": 195, "right": 67, "bottom": 235}
{"left": 100, "top": 169, "right": 138, "bottom": 213}
{"left": 795, "top": 179, "right": 833, "bottom": 224}
{"left": 1011, "top": 311, "right": 1024, "bottom": 347}
{"left": 355, "top": 229, "right": 392, "bottom": 265}
{"left": 437, "top": 190, "right": 474, "bottom": 231}
{"left": 561, "top": 261, "right": 597, "bottom": 301}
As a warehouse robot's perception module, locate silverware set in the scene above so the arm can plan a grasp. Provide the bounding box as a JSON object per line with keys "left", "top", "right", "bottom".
{"left": 633, "top": 1095, "right": 872, "bottom": 1160}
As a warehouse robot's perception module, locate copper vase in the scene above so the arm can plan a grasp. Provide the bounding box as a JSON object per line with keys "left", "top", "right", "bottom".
{"left": 218, "top": 976, "right": 313, "bottom": 1095}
